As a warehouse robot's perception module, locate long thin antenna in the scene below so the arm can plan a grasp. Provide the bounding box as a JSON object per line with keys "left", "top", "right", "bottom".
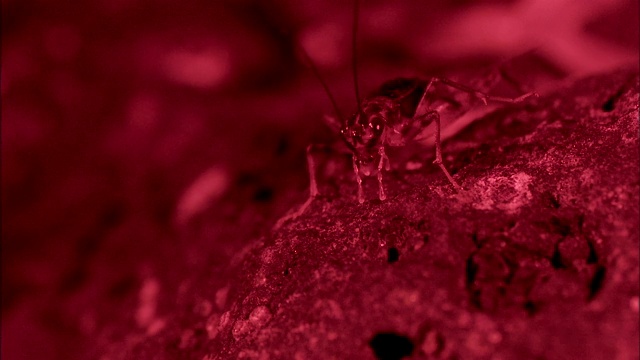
{"left": 298, "top": 44, "right": 357, "bottom": 153}
{"left": 297, "top": 45, "right": 346, "bottom": 124}
{"left": 352, "top": 0, "right": 364, "bottom": 117}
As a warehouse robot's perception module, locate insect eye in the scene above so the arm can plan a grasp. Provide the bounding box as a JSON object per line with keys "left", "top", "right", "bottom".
{"left": 369, "top": 118, "right": 384, "bottom": 134}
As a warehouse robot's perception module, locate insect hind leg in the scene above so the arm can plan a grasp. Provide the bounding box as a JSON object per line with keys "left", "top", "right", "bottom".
{"left": 433, "top": 77, "right": 538, "bottom": 106}
{"left": 425, "top": 110, "right": 464, "bottom": 191}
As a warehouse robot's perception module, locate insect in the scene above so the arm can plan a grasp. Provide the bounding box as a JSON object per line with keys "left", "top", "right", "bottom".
{"left": 274, "top": 0, "right": 538, "bottom": 229}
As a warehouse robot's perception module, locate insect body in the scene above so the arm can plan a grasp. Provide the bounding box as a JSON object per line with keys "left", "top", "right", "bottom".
{"left": 342, "top": 80, "right": 420, "bottom": 203}
{"left": 273, "top": 1, "right": 537, "bottom": 229}
{"left": 336, "top": 76, "right": 536, "bottom": 203}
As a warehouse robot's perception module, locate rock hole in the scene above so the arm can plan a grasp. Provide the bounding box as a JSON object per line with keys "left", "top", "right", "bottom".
{"left": 586, "top": 240, "right": 598, "bottom": 264}
{"left": 524, "top": 300, "right": 538, "bottom": 316}
{"left": 465, "top": 255, "right": 483, "bottom": 309}
{"left": 387, "top": 247, "right": 400, "bottom": 263}
{"left": 465, "top": 255, "right": 478, "bottom": 287}
{"left": 100, "top": 202, "right": 127, "bottom": 229}
{"left": 253, "top": 187, "right": 273, "bottom": 202}
{"left": 108, "top": 276, "right": 137, "bottom": 298}
{"left": 550, "top": 216, "right": 572, "bottom": 237}
{"left": 236, "top": 171, "right": 257, "bottom": 186}
{"left": 601, "top": 82, "right": 627, "bottom": 112}
{"left": 588, "top": 266, "right": 606, "bottom": 300}
{"left": 275, "top": 136, "right": 290, "bottom": 155}
{"left": 60, "top": 267, "right": 87, "bottom": 293}
{"left": 577, "top": 214, "right": 585, "bottom": 233}
{"left": 542, "top": 191, "right": 561, "bottom": 209}
{"left": 550, "top": 244, "right": 566, "bottom": 269}
{"left": 470, "top": 233, "right": 479, "bottom": 247}
{"left": 283, "top": 268, "right": 290, "bottom": 276}
{"left": 601, "top": 96, "right": 616, "bottom": 112}
{"left": 369, "top": 332, "right": 414, "bottom": 360}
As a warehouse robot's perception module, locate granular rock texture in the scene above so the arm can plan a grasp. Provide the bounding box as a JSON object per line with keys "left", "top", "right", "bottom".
{"left": 124, "top": 71, "right": 638, "bottom": 359}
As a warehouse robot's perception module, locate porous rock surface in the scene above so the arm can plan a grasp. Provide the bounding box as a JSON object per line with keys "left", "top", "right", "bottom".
{"left": 125, "top": 71, "right": 639, "bottom": 359}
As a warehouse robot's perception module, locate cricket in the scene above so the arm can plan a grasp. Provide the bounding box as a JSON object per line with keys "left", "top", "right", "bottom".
{"left": 275, "top": 0, "right": 538, "bottom": 229}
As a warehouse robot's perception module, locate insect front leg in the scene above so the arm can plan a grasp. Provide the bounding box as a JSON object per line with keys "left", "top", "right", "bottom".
{"left": 352, "top": 155, "right": 365, "bottom": 204}
{"left": 377, "top": 146, "right": 389, "bottom": 201}
{"left": 306, "top": 144, "right": 319, "bottom": 198}
{"left": 273, "top": 144, "right": 319, "bottom": 230}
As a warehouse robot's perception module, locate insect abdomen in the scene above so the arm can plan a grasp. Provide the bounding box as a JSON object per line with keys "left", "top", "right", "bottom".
{"left": 375, "top": 77, "right": 428, "bottom": 118}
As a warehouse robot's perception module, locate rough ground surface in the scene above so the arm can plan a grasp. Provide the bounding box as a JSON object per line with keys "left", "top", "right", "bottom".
{"left": 125, "top": 71, "right": 639, "bottom": 359}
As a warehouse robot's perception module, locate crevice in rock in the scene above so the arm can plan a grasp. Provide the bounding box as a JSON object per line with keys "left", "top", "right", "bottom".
{"left": 550, "top": 241, "right": 566, "bottom": 269}
{"left": 542, "top": 191, "right": 561, "bottom": 209}
{"left": 586, "top": 238, "right": 599, "bottom": 264}
{"left": 369, "top": 332, "right": 414, "bottom": 360}
{"left": 253, "top": 186, "right": 273, "bottom": 202}
{"left": 550, "top": 216, "right": 572, "bottom": 237}
{"left": 387, "top": 247, "right": 400, "bottom": 263}
{"left": 523, "top": 300, "right": 539, "bottom": 316}
{"left": 588, "top": 266, "right": 606, "bottom": 301}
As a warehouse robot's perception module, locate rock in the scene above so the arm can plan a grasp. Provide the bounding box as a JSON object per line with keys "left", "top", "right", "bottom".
{"left": 187, "top": 70, "right": 638, "bottom": 359}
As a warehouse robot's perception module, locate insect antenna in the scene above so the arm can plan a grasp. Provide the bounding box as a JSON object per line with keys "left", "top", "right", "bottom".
{"left": 297, "top": 45, "right": 346, "bottom": 126}
{"left": 352, "top": 0, "right": 365, "bottom": 119}
{"left": 296, "top": 36, "right": 357, "bottom": 153}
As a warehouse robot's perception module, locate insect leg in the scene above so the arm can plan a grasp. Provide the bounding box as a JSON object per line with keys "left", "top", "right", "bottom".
{"left": 428, "top": 110, "right": 464, "bottom": 191}
{"left": 306, "top": 144, "right": 319, "bottom": 198}
{"left": 352, "top": 155, "right": 365, "bottom": 204}
{"left": 412, "top": 84, "right": 463, "bottom": 190}
{"left": 273, "top": 145, "right": 319, "bottom": 230}
{"left": 413, "top": 78, "right": 437, "bottom": 117}
{"left": 377, "top": 146, "right": 389, "bottom": 201}
{"left": 432, "top": 77, "right": 538, "bottom": 105}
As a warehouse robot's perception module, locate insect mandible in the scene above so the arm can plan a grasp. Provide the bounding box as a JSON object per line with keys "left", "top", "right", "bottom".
{"left": 274, "top": 0, "right": 538, "bottom": 228}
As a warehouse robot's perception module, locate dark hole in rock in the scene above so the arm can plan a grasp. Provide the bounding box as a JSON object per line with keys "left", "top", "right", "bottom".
{"left": 276, "top": 136, "right": 289, "bottom": 155}
{"left": 542, "top": 191, "right": 561, "bottom": 209}
{"left": 588, "top": 266, "right": 606, "bottom": 300}
{"left": 550, "top": 245, "right": 566, "bottom": 269}
{"left": 108, "top": 276, "right": 137, "bottom": 298}
{"left": 253, "top": 187, "right": 273, "bottom": 202}
{"left": 101, "top": 202, "right": 126, "bottom": 229}
{"left": 60, "top": 268, "right": 87, "bottom": 293}
{"left": 236, "top": 172, "right": 256, "bottom": 185}
{"left": 283, "top": 268, "right": 290, "bottom": 276}
{"left": 601, "top": 97, "right": 616, "bottom": 112}
{"left": 470, "top": 233, "right": 480, "bottom": 247}
{"left": 369, "top": 332, "right": 414, "bottom": 360}
{"left": 465, "top": 255, "right": 478, "bottom": 287}
{"left": 387, "top": 247, "right": 400, "bottom": 263}
{"left": 586, "top": 240, "right": 599, "bottom": 264}
{"left": 550, "top": 216, "right": 572, "bottom": 237}
{"left": 469, "top": 289, "right": 482, "bottom": 309}
{"left": 601, "top": 82, "right": 629, "bottom": 113}
{"left": 524, "top": 300, "right": 538, "bottom": 316}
